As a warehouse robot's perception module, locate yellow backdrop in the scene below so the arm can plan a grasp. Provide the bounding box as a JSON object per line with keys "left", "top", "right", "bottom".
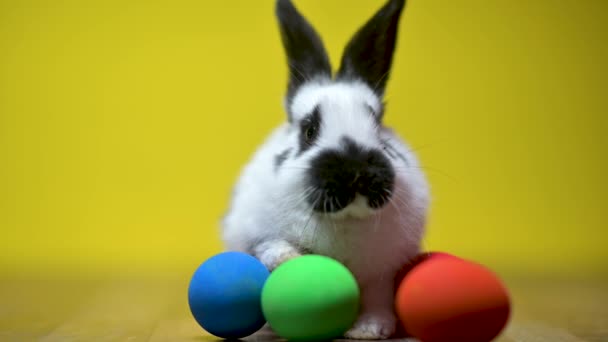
{"left": 1, "top": 0, "right": 606, "bottom": 277}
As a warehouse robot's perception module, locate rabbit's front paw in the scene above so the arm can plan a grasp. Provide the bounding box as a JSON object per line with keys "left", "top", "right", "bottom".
{"left": 344, "top": 312, "right": 396, "bottom": 340}
{"left": 254, "top": 240, "right": 301, "bottom": 271}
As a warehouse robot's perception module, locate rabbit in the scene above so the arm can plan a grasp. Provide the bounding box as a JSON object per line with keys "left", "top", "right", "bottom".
{"left": 221, "top": 0, "right": 429, "bottom": 339}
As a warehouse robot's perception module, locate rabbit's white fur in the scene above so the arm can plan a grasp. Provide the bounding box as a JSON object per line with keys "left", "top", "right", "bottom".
{"left": 222, "top": 80, "right": 429, "bottom": 339}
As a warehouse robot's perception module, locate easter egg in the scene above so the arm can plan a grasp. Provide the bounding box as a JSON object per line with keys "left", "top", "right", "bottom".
{"left": 188, "top": 251, "right": 269, "bottom": 339}
{"left": 395, "top": 257, "right": 511, "bottom": 342}
{"left": 261, "top": 255, "right": 360, "bottom": 341}
{"left": 394, "top": 251, "right": 461, "bottom": 290}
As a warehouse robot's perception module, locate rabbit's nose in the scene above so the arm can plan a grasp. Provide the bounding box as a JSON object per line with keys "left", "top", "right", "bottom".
{"left": 354, "top": 154, "right": 394, "bottom": 209}
{"left": 307, "top": 137, "right": 395, "bottom": 213}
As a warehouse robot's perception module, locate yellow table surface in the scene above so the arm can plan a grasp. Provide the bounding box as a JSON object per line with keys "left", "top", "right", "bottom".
{"left": 0, "top": 274, "right": 606, "bottom": 342}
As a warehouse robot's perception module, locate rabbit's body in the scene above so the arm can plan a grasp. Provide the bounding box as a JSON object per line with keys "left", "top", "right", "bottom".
{"left": 221, "top": 0, "right": 429, "bottom": 339}
{"left": 223, "top": 85, "right": 428, "bottom": 277}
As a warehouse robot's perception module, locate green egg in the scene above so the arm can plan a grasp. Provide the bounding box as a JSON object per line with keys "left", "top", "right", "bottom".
{"left": 261, "top": 255, "right": 360, "bottom": 341}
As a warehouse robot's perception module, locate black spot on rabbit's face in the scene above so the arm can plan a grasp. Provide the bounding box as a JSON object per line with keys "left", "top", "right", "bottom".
{"left": 274, "top": 148, "right": 292, "bottom": 171}
{"left": 382, "top": 140, "right": 409, "bottom": 167}
{"left": 306, "top": 137, "right": 394, "bottom": 213}
{"left": 366, "top": 103, "right": 385, "bottom": 124}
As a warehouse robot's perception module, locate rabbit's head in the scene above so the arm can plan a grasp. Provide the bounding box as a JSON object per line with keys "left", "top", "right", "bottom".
{"left": 274, "top": 0, "right": 414, "bottom": 219}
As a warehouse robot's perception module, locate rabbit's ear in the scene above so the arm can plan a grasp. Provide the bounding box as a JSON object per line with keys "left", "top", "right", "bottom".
{"left": 276, "top": 0, "right": 332, "bottom": 111}
{"left": 336, "top": 0, "right": 406, "bottom": 97}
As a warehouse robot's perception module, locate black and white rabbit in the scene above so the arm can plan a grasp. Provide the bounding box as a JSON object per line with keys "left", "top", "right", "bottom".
{"left": 222, "top": 0, "right": 429, "bottom": 339}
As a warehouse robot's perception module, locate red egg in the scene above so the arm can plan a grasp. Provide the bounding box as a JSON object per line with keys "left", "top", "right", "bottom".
{"left": 412, "top": 251, "right": 460, "bottom": 264}
{"left": 393, "top": 252, "right": 460, "bottom": 289}
{"left": 395, "top": 257, "right": 511, "bottom": 342}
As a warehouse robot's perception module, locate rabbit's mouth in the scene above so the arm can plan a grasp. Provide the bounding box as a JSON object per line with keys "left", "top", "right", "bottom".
{"left": 324, "top": 194, "right": 378, "bottom": 219}
{"left": 308, "top": 189, "right": 391, "bottom": 218}
{"left": 306, "top": 138, "right": 394, "bottom": 216}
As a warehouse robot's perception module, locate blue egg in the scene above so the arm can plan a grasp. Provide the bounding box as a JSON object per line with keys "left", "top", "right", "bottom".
{"left": 188, "top": 251, "right": 270, "bottom": 339}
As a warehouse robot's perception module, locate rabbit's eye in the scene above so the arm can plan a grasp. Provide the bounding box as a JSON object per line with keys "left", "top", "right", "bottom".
{"left": 305, "top": 126, "right": 316, "bottom": 142}
{"left": 299, "top": 106, "right": 321, "bottom": 150}
{"left": 302, "top": 121, "right": 319, "bottom": 146}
